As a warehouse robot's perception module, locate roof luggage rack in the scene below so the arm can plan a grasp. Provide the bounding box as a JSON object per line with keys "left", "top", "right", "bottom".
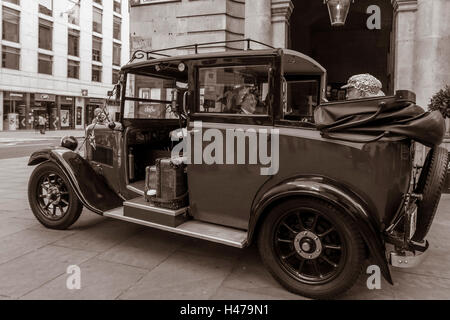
{"left": 128, "top": 38, "right": 275, "bottom": 63}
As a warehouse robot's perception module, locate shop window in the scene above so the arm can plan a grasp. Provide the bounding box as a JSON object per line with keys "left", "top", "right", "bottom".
{"left": 67, "top": 0, "right": 80, "bottom": 25}
{"left": 39, "top": 18, "right": 53, "bottom": 51}
{"left": 68, "top": 28, "right": 79, "bottom": 57}
{"left": 4, "top": 0, "right": 20, "bottom": 5}
{"left": 38, "top": 53, "right": 52, "bottom": 75}
{"left": 92, "top": 36, "right": 102, "bottom": 62}
{"left": 2, "top": 7, "right": 20, "bottom": 43}
{"left": 113, "top": 16, "right": 121, "bottom": 40}
{"left": 68, "top": 60, "right": 79, "bottom": 79}
{"left": 113, "top": 0, "right": 121, "bottom": 14}
{"left": 112, "top": 69, "right": 120, "bottom": 84}
{"left": 39, "top": 0, "right": 52, "bottom": 16}
{"left": 113, "top": 43, "right": 121, "bottom": 66}
{"left": 92, "top": 65, "right": 102, "bottom": 82}
{"left": 2, "top": 45, "right": 20, "bottom": 70}
{"left": 93, "top": 7, "right": 103, "bottom": 34}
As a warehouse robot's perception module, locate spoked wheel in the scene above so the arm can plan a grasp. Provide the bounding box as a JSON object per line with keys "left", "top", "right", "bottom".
{"left": 28, "top": 162, "right": 83, "bottom": 229}
{"left": 258, "top": 198, "right": 365, "bottom": 299}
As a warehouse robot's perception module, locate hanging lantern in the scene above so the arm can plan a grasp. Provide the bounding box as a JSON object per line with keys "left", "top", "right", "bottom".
{"left": 324, "top": 0, "right": 354, "bottom": 27}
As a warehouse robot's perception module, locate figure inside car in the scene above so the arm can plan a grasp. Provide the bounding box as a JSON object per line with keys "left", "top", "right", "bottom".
{"left": 342, "top": 73, "right": 385, "bottom": 99}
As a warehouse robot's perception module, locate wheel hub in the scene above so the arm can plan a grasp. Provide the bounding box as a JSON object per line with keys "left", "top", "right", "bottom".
{"left": 294, "top": 230, "right": 322, "bottom": 259}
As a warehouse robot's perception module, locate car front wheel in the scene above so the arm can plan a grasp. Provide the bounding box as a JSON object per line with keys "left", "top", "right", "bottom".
{"left": 28, "top": 162, "right": 83, "bottom": 230}
{"left": 258, "top": 198, "right": 365, "bottom": 299}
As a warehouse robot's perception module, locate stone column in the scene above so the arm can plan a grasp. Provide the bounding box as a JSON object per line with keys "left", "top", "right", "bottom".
{"left": 271, "top": 0, "right": 294, "bottom": 48}
{"left": 391, "top": 0, "right": 418, "bottom": 92}
{"left": 413, "top": 0, "right": 450, "bottom": 108}
{"left": 0, "top": 91, "right": 3, "bottom": 131}
{"left": 245, "top": 0, "right": 272, "bottom": 48}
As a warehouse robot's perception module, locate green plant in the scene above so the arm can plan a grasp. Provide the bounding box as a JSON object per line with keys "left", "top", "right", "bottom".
{"left": 428, "top": 85, "right": 450, "bottom": 118}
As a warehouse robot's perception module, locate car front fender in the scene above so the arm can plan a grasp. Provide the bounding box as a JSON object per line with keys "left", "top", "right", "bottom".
{"left": 249, "top": 176, "right": 393, "bottom": 285}
{"left": 28, "top": 147, "right": 123, "bottom": 214}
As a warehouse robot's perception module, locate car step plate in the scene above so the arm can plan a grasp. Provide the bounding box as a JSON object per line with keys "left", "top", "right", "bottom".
{"left": 104, "top": 206, "right": 248, "bottom": 248}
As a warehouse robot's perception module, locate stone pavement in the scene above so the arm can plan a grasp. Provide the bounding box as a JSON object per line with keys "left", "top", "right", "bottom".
{"left": 0, "top": 129, "right": 85, "bottom": 143}
{"left": 1, "top": 156, "right": 450, "bottom": 300}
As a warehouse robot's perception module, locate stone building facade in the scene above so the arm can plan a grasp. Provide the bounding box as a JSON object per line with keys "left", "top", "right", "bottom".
{"left": 129, "top": 0, "right": 449, "bottom": 111}
{"left": 0, "top": 0, "right": 130, "bottom": 131}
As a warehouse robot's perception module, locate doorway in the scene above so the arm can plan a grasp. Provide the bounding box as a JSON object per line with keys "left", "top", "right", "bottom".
{"left": 289, "top": 0, "right": 394, "bottom": 101}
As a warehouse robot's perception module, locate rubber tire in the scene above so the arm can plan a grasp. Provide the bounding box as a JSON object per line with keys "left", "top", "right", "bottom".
{"left": 257, "top": 198, "right": 365, "bottom": 299}
{"left": 413, "top": 147, "right": 449, "bottom": 241}
{"left": 28, "top": 162, "right": 83, "bottom": 230}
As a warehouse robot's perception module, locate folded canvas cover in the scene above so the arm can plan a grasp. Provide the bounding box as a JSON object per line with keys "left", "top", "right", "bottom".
{"left": 314, "top": 93, "right": 446, "bottom": 147}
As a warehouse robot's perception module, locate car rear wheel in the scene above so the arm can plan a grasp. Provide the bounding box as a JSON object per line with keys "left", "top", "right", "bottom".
{"left": 258, "top": 198, "right": 365, "bottom": 299}
{"left": 28, "top": 162, "right": 83, "bottom": 230}
{"left": 413, "top": 147, "right": 449, "bottom": 241}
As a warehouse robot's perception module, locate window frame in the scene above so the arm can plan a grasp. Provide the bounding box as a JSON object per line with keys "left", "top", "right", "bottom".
{"left": 38, "top": 53, "right": 53, "bottom": 75}
{"left": 112, "top": 43, "right": 121, "bottom": 66}
{"left": 2, "top": 45, "right": 20, "bottom": 70}
{"left": 113, "top": 16, "right": 121, "bottom": 40}
{"left": 190, "top": 57, "right": 276, "bottom": 126}
{"left": 38, "top": 0, "right": 53, "bottom": 16}
{"left": 92, "top": 64, "right": 102, "bottom": 82}
{"left": 2, "top": 6, "right": 20, "bottom": 43}
{"left": 67, "top": 59, "right": 80, "bottom": 79}
{"left": 38, "top": 18, "right": 53, "bottom": 51}
{"left": 92, "top": 7, "right": 103, "bottom": 34}
{"left": 92, "top": 36, "right": 102, "bottom": 62}
{"left": 68, "top": 28, "right": 80, "bottom": 57}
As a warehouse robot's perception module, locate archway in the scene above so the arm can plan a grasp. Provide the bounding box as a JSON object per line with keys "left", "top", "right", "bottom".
{"left": 289, "top": 0, "right": 393, "bottom": 101}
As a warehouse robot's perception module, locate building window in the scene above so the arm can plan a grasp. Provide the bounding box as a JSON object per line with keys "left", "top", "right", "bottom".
{"left": 68, "top": 60, "right": 79, "bottom": 79}
{"left": 112, "top": 69, "right": 120, "bottom": 84}
{"left": 4, "top": 0, "right": 20, "bottom": 5}
{"left": 113, "top": 43, "right": 121, "bottom": 66}
{"left": 93, "top": 7, "right": 102, "bottom": 34}
{"left": 39, "top": 18, "right": 53, "bottom": 51}
{"left": 92, "top": 36, "right": 102, "bottom": 62}
{"left": 2, "top": 7, "right": 20, "bottom": 43}
{"left": 2, "top": 46, "right": 20, "bottom": 70}
{"left": 38, "top": 53, "right": 52, "bottom": 75}
{"left": 68, "top": 28, "right": 79, "bottom": 56}
{"left": 67, "top": 0, "right": 80, "bottom": 25}
{"left": 113, "top": 16, "right": 121, "bottom": 40}
{"left": 93, "top": 0, "right": 102, "bottom": 5}
{"left": 92, "top": 65, "right": 102, "bottom": 82}
{"left": 39, "top": 0, "right": 52, "bottom": 16}
{"left": 113, "top": 0, "right": 121, "bottom": 14}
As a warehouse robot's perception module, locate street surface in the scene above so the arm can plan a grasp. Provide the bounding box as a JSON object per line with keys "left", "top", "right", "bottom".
{"left": 0, "top": 132, "right": 449, "bottom": 299}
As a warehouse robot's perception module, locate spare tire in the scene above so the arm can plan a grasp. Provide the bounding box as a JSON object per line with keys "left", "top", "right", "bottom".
{"left": 413, "top": 147, "right": 449, "bottom": 241}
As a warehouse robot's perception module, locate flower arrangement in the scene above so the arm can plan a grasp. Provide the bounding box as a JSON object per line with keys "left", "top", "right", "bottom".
{"left": 428, "top": 85, "right": 450, "bottom": 118}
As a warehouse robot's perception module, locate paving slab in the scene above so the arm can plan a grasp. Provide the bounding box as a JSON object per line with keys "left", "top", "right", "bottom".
{"left": 119, "top": 251, "right": 235, "bottom": 300}
{"left": 21, "top": 258, "right": 147, "bottom": 300}
{"left": 0, "top": 228, "right": 74, "bottom": 265}
{"left": 0, "top": 245, "right": 97, "bottom": 298}
{"left": 98, "top": 228, "right": 189, "bottom": 270}
{"left": 53, "top": 219, "right": 144, "bottom": 253}
{"left": 0, "top": 217, "right": 38, "bottom": 239}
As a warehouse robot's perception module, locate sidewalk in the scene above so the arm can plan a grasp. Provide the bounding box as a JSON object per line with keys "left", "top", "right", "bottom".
{"left": 0, "top": 129, "right": 85, "bottom": 143}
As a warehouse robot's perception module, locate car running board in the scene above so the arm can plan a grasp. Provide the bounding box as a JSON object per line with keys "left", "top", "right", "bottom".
{"left": 103, "top": 204, "right": 248, "bottom": 248}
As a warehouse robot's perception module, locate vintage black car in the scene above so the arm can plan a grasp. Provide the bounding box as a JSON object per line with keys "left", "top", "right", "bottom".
{"left": 27, "top": 40, "right": 448, "bottom": 299}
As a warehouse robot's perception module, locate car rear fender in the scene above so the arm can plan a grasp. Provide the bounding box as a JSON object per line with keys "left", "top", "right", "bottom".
{"left": 28, "top": 147, "right": 123, "bottom": 214}
{"left": 249, "top": 176, "right": 393, "bottom": 284}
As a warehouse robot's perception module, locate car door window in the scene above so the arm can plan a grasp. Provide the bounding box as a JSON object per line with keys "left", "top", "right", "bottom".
{"left": 197, "top": 65, "right": 270, "bottom": 115}
{"left": 281, "top": 78, "right": 320, "bottom": 122}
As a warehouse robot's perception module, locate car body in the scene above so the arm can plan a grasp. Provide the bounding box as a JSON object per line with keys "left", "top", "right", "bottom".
{"left": 27, "top": 42, "right": 448, "bottom": 299}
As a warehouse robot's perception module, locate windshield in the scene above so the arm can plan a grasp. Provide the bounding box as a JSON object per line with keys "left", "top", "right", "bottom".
{"left": 123, "top": 72, "right": 187, "bottom": 119}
